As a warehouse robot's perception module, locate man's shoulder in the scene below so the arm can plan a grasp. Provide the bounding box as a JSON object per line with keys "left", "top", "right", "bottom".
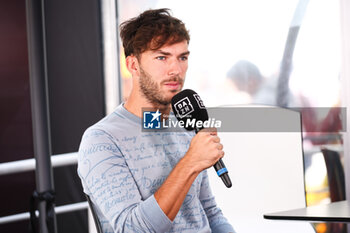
{"left": 82, "top": 105, "right": 140, "bottom": 142}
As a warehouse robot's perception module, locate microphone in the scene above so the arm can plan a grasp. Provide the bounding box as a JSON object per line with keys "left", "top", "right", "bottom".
{"left": 171, "top": 89, "right": 232, "bottom": 188}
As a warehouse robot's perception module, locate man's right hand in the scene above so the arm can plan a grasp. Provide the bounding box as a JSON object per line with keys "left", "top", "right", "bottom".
{"left": 154, "top": 128, "right": 224, "bottom": 221}
{"left": 184, "top": 129, "right": 224, "bottom": 173}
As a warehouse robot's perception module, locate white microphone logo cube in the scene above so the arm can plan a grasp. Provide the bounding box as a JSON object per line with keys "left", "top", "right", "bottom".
{"left": 193, "top": 94, "right": 205, "bottom": 109}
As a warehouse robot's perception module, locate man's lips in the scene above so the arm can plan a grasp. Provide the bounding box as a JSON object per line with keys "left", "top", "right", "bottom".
{"left": 164, "top": 82, "right": 181, "bottom": 89}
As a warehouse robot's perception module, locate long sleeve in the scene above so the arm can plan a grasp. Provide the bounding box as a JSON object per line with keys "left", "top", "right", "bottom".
{"left": 199, "top": 170, "right": 235, "bottom": 233}
{"left": 77, "top": 129, "right": 172, "bottom": 233}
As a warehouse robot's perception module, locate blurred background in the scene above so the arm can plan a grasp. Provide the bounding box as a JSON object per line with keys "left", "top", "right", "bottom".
{"left": 119, "top": 2, "right": 345, "bottom": 232}
{"left": 0, "top": 0, "right": 349, "bottom": 232}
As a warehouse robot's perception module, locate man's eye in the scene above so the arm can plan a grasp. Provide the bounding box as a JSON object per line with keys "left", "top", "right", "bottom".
{"left": 156, "top": 56, "right": 166, "bottom": 60}
{"left": 180, "top": 56, "right": 188, "bottom": 61}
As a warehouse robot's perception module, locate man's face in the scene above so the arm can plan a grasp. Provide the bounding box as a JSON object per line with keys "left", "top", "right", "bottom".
{"left": 137, "top": 40, "right": 189, "bottom": 105}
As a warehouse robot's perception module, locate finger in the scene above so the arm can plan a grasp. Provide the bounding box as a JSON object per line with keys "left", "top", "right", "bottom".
{"left": 220, "top": 150, "right": 225, "bottom": 158}
{"left": 212, "top": 136, "right": 220, "bottom": 143}
{"left": 217, "top": 143, "right": 223, "bottom": 150}
{"left": 215, "top": 150, "right": 225, "bottom": 162}
{"left": 209, "top": 127, "right": 217, "bottom": 136}
{"left": 202, "top": 127, "right": 217, "bottom": 135}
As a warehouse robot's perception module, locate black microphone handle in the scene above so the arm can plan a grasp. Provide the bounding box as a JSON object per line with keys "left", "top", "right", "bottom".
{"left": 171, "top": 90, "right": 231, "bottom": 188}
{"left": 213, "top": 159, "right": 232, "bottom": 188}
{"left": 194, "top": 127, "right": 232, "bottom": 188}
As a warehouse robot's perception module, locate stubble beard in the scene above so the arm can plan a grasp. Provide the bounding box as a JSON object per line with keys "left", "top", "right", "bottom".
{"left": 139, "top": 67, "right": 183, "bottom": 106}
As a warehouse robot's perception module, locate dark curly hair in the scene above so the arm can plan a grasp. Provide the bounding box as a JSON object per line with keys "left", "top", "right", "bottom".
{"left": 119, "top": 8, "right": 190, "bottom": 58}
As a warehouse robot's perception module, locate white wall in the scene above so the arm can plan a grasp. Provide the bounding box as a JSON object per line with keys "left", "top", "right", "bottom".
{"left": 207, "top": 108, "right": 314, "bottom": 233}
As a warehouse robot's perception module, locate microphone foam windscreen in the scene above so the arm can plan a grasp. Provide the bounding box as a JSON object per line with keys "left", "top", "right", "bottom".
{"left": 171, "top": 89, "right": 209, "bottom": 131}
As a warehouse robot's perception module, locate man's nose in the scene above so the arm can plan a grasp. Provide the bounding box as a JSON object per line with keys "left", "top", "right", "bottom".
{"left": 168, "top": 59, "right": 182, "bottom": 76}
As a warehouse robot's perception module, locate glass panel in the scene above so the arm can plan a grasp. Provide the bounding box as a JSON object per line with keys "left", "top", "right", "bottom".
{"left": 289, "top": 1, "right": 345, "bottom": 231}
{"left": 117, "top": 1, "right": 344, "bottom": 231}
{"left": 118, "top": 0, "right": 299, "bottom": 106}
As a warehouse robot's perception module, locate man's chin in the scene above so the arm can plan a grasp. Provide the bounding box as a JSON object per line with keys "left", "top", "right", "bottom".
{"left": 170, "top": 89, "right": 181, "bottom": 94}
{"left": 167, "top": 89, "right": 182, "bottom": 99}
{"left": 157, "top": 88, "right": 183, "bottom": 105}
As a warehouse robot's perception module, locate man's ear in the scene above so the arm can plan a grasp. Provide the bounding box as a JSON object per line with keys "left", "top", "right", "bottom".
{"left": 125, "top": 55, "right": 140, "bottom": 76}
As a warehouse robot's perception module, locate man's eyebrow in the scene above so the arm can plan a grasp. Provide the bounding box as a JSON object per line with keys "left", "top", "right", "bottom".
{"left": 180, "top": 51, "right": 190, "bottom": 56}
{"left": 154, "top": 50, "right": 171, "bottom": 56}
{"left": 153, "top": 50, "right": 190, "bottom": 56}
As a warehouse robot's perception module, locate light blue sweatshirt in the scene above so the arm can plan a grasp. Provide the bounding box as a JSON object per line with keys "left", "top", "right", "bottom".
{"left": 77, "top": 104, "right": 234, "bottom": 233}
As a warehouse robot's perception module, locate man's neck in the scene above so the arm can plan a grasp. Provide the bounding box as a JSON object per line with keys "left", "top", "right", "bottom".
{"left": 124, "top": 93, "right": 171, "bottom": 119}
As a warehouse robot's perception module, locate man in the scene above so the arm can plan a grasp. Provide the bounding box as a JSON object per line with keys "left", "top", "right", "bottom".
{"left": 78, "top": 8, "right": 234, "bottom": 233}
{"left": 226, "top": 60, "right": 263, "bottom": 98}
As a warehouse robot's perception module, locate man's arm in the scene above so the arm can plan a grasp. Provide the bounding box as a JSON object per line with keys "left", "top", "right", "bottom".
{"left": 154, "top": 129, "right": 224, "bottom": 221}
{"left": 78, "top": 128, "right": 224, "bottom": 232}
{"left": 78, "top": 129, "right": 173, "bottom": 232}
